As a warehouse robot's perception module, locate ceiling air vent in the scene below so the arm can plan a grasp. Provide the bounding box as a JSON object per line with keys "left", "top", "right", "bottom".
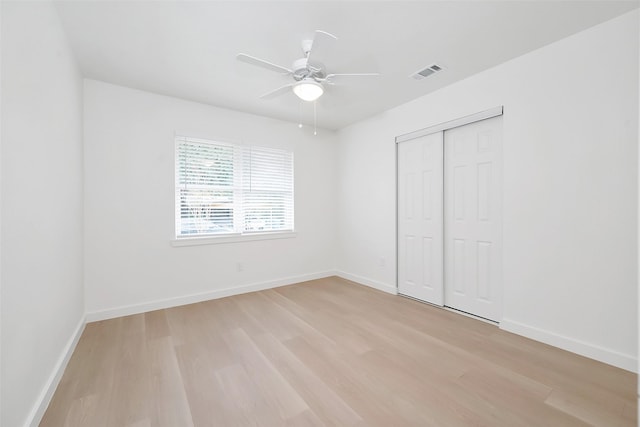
{"left": 411, "top": 64, "right": 443, "bottom": 80}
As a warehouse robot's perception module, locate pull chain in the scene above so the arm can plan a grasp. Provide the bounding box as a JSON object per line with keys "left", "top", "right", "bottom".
{"left": 313, "top": 100, "right": 317, "bottom": 136}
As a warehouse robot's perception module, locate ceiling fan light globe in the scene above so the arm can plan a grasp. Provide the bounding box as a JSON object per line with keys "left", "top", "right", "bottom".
{"left": 293, "top": 80, "right": 324, "bottom": 102}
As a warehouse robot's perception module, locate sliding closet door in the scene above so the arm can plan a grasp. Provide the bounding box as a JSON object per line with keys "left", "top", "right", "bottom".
{"left": 397, "top": 132, "right": 444, "bottom": 305}
{"left": 444, "top": 116, "right": 502, "bottom": 321}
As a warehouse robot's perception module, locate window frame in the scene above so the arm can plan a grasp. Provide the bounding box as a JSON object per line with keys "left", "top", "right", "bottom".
{"left": 172, "top": 135, "right": 296, "bottom": 246}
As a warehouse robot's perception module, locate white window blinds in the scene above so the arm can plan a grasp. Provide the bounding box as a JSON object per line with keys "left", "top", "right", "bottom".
{"left": 175, "top": 136, "right": 294, "bottom": 238}
{"left": 242, "top": 146, "right": 294, "bottom": 233}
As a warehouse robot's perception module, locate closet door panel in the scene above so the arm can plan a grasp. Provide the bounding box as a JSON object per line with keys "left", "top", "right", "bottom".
{"left": 397, "top": 132, "right": 444, "bottom": 305}
{"left": 444, "top": 116, "right": 502, "bottom": 321}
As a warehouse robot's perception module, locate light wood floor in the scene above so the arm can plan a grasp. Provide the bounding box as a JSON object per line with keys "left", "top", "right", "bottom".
{"left": 41, "top": 277, "right": 637, "bottom": 427}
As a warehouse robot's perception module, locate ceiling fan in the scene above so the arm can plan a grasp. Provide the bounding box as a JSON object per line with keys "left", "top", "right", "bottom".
{"left": 237, "top": 30, "right": 379, "bottom": 103}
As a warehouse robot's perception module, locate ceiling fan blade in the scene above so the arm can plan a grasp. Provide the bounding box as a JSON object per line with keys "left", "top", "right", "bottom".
{"left": 236, "top": 53, "right": 292, "bottom": 74}
{"left": 260, "top": 83, "right": 294, "bottom": 99}
{"left": 324, "top": 73, "right": 381, "bottom": 84}
{"left": 315, "top": 30, "right": 338, "bottom": 40}
{"left": 306, "top": 30, "right": 338, "bottom": 65}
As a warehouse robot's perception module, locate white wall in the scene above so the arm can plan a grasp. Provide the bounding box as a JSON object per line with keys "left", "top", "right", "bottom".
{"left": 337, "top": 10, "right": 638, "bottom": 371}
{"left": 1, "top": 2, "right": 85, "bottom": 426}
{"left": 83, "top": 80, "right": 338, "bottom": 318}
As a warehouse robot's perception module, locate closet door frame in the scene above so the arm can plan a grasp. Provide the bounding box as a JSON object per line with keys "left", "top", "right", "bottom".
{"left": 395, "top": 106, "right": 503, "bottom": 312}
{"left": 396, "top": 107, "right": 503, "bottom": 145}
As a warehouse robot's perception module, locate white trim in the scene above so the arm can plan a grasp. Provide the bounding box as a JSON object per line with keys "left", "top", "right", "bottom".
{"left": 26, "top": 316, "right": 86, "bottom": 427}
{"left": 174, "top": 131, "right": 242, "bottom": 147}
{"left": 637, "top": 7, "right": 640, "bottom": 401}
{"left": 337, "top": 273, "right": 635, "bottom": 372}
{"left": 395, "top": 140, "right": 399, "bottom": 297}
{"left": 500, "top": 318, "right": 637, "bottom": 373}
{"left": 442, "top": 306, "right": 498, "bottom": 325}
{"left": 171, "top": 231, "right": 297, "bottom": 247}
{"left": 335, "top": 271, "right": 398, "bottom": 295}
{"left": 395, "top": 106, "right": 503, "bottom": 144}
{"left": 396, "top": 293, "right": 497, "bottom": 325}
{"left": 86, "top": 270, "right": 335, "bottom": 322}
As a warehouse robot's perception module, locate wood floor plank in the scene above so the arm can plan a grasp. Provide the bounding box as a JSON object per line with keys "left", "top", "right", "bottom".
{"left": 349, "top": 312, "right": 556, "bottom": 404}
{"left": 455, "top": 367, "right": 589, "bottom": 427}
{"left": 262, "top": 288, "right": 347, "bottom": 351}
{"left": 487, "top": 331, "right": 636, "bottom": 399}
{"left": 354, "top": 348, "right": 496, "bottom": 427}
{"left": 473, "top": 332, "right": 636, "bottom": 411}
{"left": 41, "top": 277, "right": 638, "bottom": 427}
{"left": 214, "top": 363, "right": 283, "bottom": 426}
{"left": 284, "top": 409, "right": 326, "bottom": 427}
{"left": 62, "top": 394, "right": 102, "bottom": 427}
{"left": 202, "top": 296, "right": 265, "bottom": 337}
{"left": 232, "top": 292, "right": 304, "bottom": 341}
{"left": 284, "top": 335, "right": 425, "bottom": 427}
{"left": 223, "top": 328, "right": 309, "bottom": 420}
{"left": 144, "top": 309, "right": 171, "bottom": 340}
{"left": 273, "top": 285, "right": 374, "bottom": 355}
{"left": 545, "top": 388, "right": 633, "bottom": 427}
{"left": 173, "top": 343, "right": 221, "bottom": 426}
{"left": 70, "top": 318, "right": 122, "bottom": 400}
{"left": 105, "top": 320, "right": 151, "bottom": 427}
{"left": 252, "top": 332, "right": 364, "bottom": 426}
{"left": 39, "top": 371, "right": 78, "bottom": 427}
{"left": 44, "top": 318, "right": 125, "bottom": 427}
{"left": 147, "top": 336, "right": 194, "bottom": 427}
{"left": 622, "top": 401, "right": 636, "bottom": 426}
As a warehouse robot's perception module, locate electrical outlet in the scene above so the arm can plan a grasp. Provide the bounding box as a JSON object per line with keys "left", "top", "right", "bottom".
{"left": 378, "top": 256, "right": 386, "bottom": 268}
{"left": 237, "top": 262, "right": 244, "bottom": 272}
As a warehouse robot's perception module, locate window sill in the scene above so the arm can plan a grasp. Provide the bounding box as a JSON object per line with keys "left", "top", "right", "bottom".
{"left": 170, "top": 231, "right": 297, "bottom": 247}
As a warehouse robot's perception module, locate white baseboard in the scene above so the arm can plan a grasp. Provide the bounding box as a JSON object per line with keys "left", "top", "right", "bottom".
{"left": 27, "top": 315, "right": 86, "bottom": 427}
{"left": 85, "top": 270, "right": 336, "bottom": 322}
{"left": 335, "top": 270, "right": 397, "bottom": 295}
{"left": 500, "top": 318, "right": 637, "bottom": 373}
{"left": 333, "top": 273, "right": 635, "bottom": 373}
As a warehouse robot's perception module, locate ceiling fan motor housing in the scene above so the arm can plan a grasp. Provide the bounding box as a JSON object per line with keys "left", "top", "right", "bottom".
{"left": 292, "top": 57, "right": 325, "bottom": 81}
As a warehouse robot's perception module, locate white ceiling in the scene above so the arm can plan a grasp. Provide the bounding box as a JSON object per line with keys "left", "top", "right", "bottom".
{"left": 54, "top": 1, "right": 638, "bottom": 130}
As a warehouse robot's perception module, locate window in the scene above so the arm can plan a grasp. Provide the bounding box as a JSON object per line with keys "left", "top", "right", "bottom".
{"left": 175, "top": 136, "right": 294, "bottom": 239}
